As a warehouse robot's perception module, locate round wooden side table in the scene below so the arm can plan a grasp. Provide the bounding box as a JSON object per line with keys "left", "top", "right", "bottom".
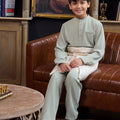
{"left": 0, "top": 84, "right": 44, "bottom": 120}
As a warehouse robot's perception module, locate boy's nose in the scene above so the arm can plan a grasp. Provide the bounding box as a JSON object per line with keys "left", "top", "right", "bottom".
{"left": 77, "top": 3, "right": 81, "bottom": 8}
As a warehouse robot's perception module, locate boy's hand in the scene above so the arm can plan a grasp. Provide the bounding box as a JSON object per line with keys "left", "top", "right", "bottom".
{"left": 70, "top": 58, "right": 83, "bottom": 68}
{"left": 59, "top": 63, "right": 72, "bottom": 72}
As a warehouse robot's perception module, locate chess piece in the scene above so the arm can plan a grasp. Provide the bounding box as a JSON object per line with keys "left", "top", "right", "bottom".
{"left": 0, "top": 86, "right": 2, "bottom": 94}
{"left": 0, "top": 85, "right": 8, "bottom": 94}
{"left": 0, "top": 85, "right": 12, "bottom": 100}
{"left": 99, "top": 0, "right": 107, "bottom": 20}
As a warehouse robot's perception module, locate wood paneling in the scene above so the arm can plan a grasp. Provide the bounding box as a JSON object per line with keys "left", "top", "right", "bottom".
{"left": 0, "top": 22, "right": 21, "bottom": 84}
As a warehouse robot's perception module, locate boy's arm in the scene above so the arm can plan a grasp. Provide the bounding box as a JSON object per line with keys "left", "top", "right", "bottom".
{"left": 54, "top": 24, "right": 68, "bottom": 65}
{"left": 80, "top": 23, "right": 105, "bottom": 65}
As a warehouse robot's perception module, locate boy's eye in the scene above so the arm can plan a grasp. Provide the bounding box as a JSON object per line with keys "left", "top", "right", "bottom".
{"left": 72, "top": 2, "right": 77, "bottom": 5}
{"left": 81, "top": 1, "right": 86, "bottom": 4}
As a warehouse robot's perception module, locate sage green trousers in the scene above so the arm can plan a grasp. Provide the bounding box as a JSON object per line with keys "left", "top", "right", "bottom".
{"left": 40, "top": 68, "right": 82, "bottom": 120}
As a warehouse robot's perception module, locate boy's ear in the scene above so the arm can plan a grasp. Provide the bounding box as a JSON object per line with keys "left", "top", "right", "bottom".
{"left": 87, "top": 2, "right": 90, "bottom": 8}
{"left": 69, "top": 4, "right": 72, "bottom": 10}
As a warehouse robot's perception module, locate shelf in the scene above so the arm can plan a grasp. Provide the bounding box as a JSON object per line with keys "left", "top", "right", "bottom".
{"left": 0, "top": 17, "right": 32, "bottom": 21}
{"left": 100, "top": 20, "right": 120, "bottom": 24}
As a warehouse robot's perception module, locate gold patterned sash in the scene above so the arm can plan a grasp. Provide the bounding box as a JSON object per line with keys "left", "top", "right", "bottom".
{"left": 67, "top": 47, "right": 93, "bottom": 56}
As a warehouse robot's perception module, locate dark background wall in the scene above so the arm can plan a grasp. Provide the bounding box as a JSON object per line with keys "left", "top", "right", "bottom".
{"left": 28, "top": 17, "right": 69, "bottom": 41}
{"left": 28, "top": 0, "right": 120, "bottom": 41}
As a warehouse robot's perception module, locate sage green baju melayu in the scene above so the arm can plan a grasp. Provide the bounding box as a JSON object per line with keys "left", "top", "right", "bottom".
{"left": 40, "top": 15, "right": 105, "bottom": 120}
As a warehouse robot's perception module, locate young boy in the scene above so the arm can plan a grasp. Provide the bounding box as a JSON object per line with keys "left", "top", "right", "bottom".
{"left": 41, "top": 0, "right": 105, "bottom": 120}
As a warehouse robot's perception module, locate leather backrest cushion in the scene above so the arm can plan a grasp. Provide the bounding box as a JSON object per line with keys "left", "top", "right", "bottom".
{"left": 100, "top": 32, "right": 120, "bottom": 64}
{"left": 45, "top": 32, "right": 120, "bottom": 65}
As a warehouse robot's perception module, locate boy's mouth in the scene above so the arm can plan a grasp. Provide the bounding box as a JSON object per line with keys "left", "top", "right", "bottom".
{"left": 75, "top": 9, "right": 83, "bottom": 13}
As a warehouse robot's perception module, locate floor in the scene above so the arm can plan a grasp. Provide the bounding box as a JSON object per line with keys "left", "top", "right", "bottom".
{"left": 11, "top": 106, "right": 120, "bottom": 120}
{"left": 57, "top": 118, "right": 94, "bottom": 120}
{"left": 56, "top": 106, "right": 120, "bottom": 120}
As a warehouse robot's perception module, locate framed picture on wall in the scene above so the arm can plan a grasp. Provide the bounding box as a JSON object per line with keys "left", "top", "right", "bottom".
{"left": 31, "top": 0, "right": 74, "bottom": 19}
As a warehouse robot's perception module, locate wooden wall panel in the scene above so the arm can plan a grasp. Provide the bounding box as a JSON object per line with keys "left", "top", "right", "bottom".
{"left": 0, "top": 22, "right": 21, "bottom": 84}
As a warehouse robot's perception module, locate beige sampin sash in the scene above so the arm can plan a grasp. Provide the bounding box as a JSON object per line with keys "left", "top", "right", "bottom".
{"left": 50, "top": 47, "right": 94, "bottom": 75}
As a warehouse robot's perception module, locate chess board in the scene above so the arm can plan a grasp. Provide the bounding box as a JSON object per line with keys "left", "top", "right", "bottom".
{"left": 0, "top": 85, "right": 13, "bottom": 100}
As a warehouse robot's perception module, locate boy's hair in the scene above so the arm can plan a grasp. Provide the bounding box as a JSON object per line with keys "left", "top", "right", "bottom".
{"left": 68, "top": 0, "right": 90, "bottom": 4}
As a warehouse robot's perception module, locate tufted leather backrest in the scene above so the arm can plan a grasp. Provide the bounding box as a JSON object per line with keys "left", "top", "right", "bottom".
{"left": 100, "top": 32, "right": 120, "bottom": 65}
{"left": 44, "top": 32, "right": 120, "bottom": 65}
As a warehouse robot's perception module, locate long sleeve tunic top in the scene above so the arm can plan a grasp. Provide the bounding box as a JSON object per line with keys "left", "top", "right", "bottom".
{"left": 54, "top": 15, "right": 105, "bottom": 65}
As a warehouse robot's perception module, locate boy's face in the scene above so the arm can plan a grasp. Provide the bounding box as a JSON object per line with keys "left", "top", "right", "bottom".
{"left": 69, "top": 0, "right": 90, "bottom": 19}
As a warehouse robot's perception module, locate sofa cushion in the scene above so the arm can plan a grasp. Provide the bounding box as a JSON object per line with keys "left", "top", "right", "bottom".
{"left": 83, "top": 64, "right": 120, "bottom": 94}
{"left": 33, "top": 64, "right": 55, "bottom": 82}
{"left": 34, "top": 63, "right": 120, "bottom": 94}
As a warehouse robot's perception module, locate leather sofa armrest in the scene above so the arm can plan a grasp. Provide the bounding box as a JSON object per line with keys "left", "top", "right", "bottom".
{"left": 26, "top": 33, "right": 59, "bottom": 85}
{"left": 27, "top": 33, "right": 59, "bottom": 67}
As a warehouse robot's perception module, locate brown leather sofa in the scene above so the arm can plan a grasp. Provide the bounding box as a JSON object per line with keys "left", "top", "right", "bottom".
{"left": 26, "top": 32, "right": 120, "bottom": 114}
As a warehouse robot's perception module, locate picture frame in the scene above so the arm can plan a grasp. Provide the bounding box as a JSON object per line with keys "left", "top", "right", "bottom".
{"left": 31, "top": 0, "right": 74, "bottom": 19}
{"left": 117, "top": 2, "right": 120, "bottom": 21}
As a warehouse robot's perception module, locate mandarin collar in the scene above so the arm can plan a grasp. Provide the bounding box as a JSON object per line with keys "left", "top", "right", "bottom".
{"left": 74, "top": 15, "right": 90, "bottom": 23}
